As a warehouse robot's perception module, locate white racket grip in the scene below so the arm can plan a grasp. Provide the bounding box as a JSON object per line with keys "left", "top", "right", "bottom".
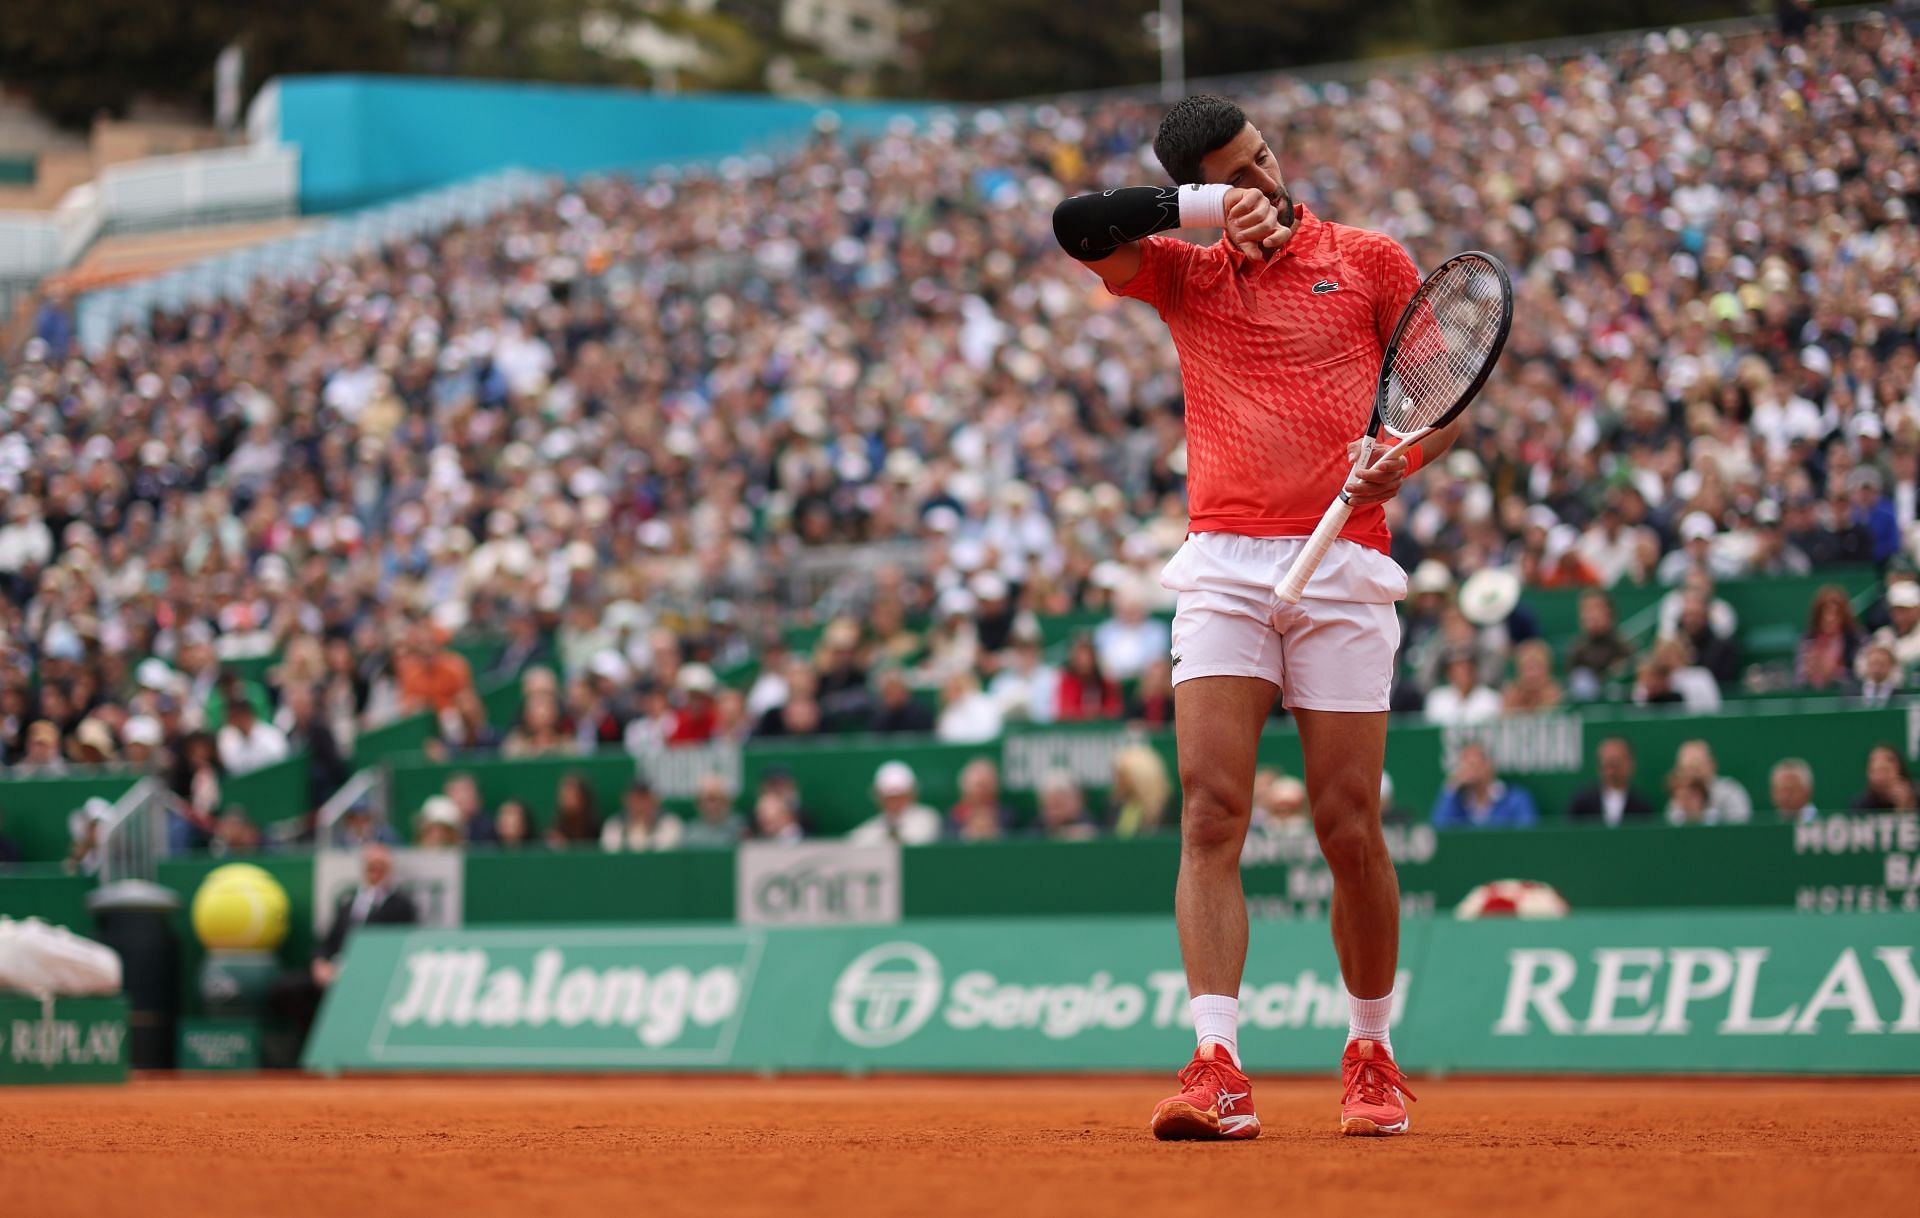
{"left": 1276, "top": 497, "right": 1354, "bottom": 603}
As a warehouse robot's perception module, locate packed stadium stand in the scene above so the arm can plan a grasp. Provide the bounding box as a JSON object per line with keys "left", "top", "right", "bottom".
{"left": 0, "top": 8, "right": 1915, "bottom": 879}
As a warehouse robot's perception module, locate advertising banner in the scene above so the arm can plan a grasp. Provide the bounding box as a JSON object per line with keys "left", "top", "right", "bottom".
{"left": 304, "top": 912, "right": 1918, "bottom": 1076}
{"left": 736, "top": 842, "right": 901, "bottom": 927}
{"left": 0, "top": 995, "right": 129, "bottom": 1085}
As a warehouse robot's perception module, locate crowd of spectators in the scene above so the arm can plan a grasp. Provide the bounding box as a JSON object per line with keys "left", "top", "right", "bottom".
{"left": 1, "top": 12, "right": 1917, "bottom": 853}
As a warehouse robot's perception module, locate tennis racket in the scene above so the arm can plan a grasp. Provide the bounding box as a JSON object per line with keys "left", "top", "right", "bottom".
{"left": 1274, "top": 250, "right": 1513, "bottom": 604}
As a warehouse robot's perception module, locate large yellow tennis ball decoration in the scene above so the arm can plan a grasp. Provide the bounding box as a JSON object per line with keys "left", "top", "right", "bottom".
{"left": 191, "top": 863, "right": 290, "bottom": 952}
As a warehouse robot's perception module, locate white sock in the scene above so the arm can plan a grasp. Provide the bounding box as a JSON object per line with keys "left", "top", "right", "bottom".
{"left": 1348, "top": 990, "right": 1394, "bottom": 1056}
{"left": 1190, "top": 994, "right": 1241, "bottom": 1066}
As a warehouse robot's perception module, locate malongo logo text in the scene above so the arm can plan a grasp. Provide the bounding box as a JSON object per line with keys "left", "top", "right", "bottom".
{"left": 387, "top": 947, "right": 742, "bottom": 1047}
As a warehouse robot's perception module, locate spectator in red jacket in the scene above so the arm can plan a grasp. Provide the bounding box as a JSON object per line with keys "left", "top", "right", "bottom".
{"left": 1056, "top": 635, "right": 1122, "bottom": 722}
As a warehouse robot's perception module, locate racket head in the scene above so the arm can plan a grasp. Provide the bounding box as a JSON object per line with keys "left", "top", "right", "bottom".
{"left": 1373, "top": 251, "right": 1514, "bottom": 441}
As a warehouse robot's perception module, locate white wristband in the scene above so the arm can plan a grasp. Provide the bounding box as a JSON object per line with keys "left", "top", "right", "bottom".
{"left": 1178, "top": 183, "right": 1230, "bottom": 229}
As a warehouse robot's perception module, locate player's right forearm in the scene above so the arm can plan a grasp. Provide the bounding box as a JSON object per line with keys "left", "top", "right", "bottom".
{"left": 1051, "top": 185, "right": 1229, "bottom": 261}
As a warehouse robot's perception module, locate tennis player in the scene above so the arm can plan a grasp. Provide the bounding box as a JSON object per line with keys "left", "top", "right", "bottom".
{"left": 1052, "top": 94, "right": 1462, "bottom": 1139}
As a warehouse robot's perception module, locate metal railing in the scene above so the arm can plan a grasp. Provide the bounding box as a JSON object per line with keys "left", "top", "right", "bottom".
{"left": 312, "top": 768, "right": 391, "bottom": 848}
{"left": 94, "top": 777, "right": 173, "bottom": 886}
{"left": 74, "top": 166, "right": 551, "bottom": 354}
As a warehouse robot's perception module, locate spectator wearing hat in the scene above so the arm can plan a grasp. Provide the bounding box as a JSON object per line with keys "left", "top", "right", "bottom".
{"left": 416, "top": 796, "right": 464, "bottom": 848}
{"left": 869, "top": 667, "right": 935, "bottom": 734}
{"left": 1658, "top": 513, "right": 1743, "bottom": 585}
{"left": 1567, "top": 737, "right": 1656, "bottom": 826}
{"left": 15, "top": 720, "right": 69, "bottom": 775}
{"left": 1400, "top": 559, "right": 1454, "bottom": 662}
{"left": 1431, "top": 743, "right": 1538, "bottom": 830}
{"left": 673, "top": 773, "right": 739, "bottom": 848}
{"left": 1866, "top": 581, "right": 1920, "bottom": 673}
{"left": 665, "top": 662, "right": 721, "bottom": 746}
{"left": 68, "top": 717, "right": 118, "bottom": 767}
{"left": 64, "top": 797, "right": 113, "bottom": 875}
{"left": 851, "top": 761, "right": 942, "bottom": 846}
{"left": 969, "top": 572, "right": 1018, "bottom": 654}
{"left": 217, "top": 694, "right": 290, "bottom": 775}
{"left": 1769, "top": 759, "right": 1819, "bottom": 823}
{"left": 1423, "top": 651, "right": 1502, "bottom": 727}
{"left": 601, "top": 778, "right": 685, "bottom": 851}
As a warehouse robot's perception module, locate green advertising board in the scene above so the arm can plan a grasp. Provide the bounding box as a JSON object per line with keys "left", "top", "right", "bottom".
{"left": 0, "top": 994, "right": 130, "bottom": 1085}
{"left": 304, "top": 912, "right": 1920, "bottom": 1076}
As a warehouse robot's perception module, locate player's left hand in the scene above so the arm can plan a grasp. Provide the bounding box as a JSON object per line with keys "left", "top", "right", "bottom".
{"left": 1344, "top": 442, "right": 1410, "bottom": 506}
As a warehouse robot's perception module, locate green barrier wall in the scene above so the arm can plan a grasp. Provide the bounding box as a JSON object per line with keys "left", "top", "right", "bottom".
{"left": 113, "top": 816, "right": 1912, "bottom": 962}
{"left": 0, "top": 868, "right": 95, "bottom": 928}
{"left": 303, "top": 911, "right": 1920, "bottom": 1074}
{"left": 0, "top": 774, "right": 139, "bottom": 861}
{"left": 376, "top": 701, "right": 1914, "bottom": 838}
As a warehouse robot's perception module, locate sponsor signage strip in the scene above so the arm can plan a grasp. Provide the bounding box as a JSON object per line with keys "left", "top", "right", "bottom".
{"left": 304, "top": 912, "right": 1920, "bottom": 1075}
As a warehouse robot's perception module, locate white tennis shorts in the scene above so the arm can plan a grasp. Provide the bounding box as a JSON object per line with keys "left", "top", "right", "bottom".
{"left": 1160, "top": 532, "right": 1408, "bottom": 712}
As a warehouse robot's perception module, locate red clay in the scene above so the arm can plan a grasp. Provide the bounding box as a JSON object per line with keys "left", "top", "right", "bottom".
{"left": 6, "top": 1075, "right": 1917, "bottom": 1218}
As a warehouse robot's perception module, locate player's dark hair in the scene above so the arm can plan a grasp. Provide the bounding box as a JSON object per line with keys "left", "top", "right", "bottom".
{"left": 1153, "top": 94, "right": 1250, "bottom": 185}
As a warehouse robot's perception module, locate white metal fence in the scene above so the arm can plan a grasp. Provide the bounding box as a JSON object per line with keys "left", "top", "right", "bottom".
{"left": 0, "top": 143, "right": 298, "bottom": 317}
{"left": 74, "top": 167, "right": 551, "bottom": 354}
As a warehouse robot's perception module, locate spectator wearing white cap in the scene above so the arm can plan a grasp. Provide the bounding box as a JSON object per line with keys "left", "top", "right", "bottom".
{"left": 1866, "top": 582, "right": 1920, "bottom": 674}
{"left": 417, "top": 796, "right": 465, "bottom": 849}
{"left": 1657, "top": 512, "right": 1742, "bottom": 584}
{"left": 850, "top": 761, "right": 942, "bottom": 846}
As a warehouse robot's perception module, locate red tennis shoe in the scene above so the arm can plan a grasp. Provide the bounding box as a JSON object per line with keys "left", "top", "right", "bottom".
{"left": 1339, "top": 1038, "right": 1417, "bottom": 1135}
{"left": 1150, "top": 1043, "right": 1260, "bottom": 1141}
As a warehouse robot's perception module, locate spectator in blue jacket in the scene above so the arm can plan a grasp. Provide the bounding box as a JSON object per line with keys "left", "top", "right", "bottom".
{"left": 1431, "top": 742, "right": 1539, "bottom": 830}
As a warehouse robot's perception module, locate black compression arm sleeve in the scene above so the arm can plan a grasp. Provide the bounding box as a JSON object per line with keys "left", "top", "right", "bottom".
{"left": 1052, "top": 187, "right": 1183, "bottom": 262}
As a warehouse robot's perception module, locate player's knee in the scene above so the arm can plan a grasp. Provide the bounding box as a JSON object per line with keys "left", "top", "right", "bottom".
{"left": 1312, "top": 783, "right": 1383, "bottom": 872}
{"left": 1180, "top": 782, "right": 1249, "bottom": 855}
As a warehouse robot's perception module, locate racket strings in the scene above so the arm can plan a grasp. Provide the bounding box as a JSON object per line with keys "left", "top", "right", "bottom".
{"left": 1382, "top": 261, "right": 1509, "bottom": 435}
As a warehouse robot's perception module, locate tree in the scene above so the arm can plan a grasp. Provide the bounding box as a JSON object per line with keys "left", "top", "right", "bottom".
{"left": 0, "top": 0, "right": 405, "bottom": 129}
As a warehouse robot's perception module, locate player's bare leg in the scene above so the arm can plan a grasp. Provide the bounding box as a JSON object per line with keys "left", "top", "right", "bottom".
{"left": 1151, "top": 674, "right": 1273, "bottom": 1141}
{"left": 1293, "top": 706, "right": 1416, "bottom": 1135}
{"left": 1174, "top": 675, "right": 1276, "bottom": 1000}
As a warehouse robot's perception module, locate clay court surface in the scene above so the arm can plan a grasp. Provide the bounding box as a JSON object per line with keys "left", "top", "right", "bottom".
{"left": 8, "top": 1075, "right": 1917, "bottom": 1218}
